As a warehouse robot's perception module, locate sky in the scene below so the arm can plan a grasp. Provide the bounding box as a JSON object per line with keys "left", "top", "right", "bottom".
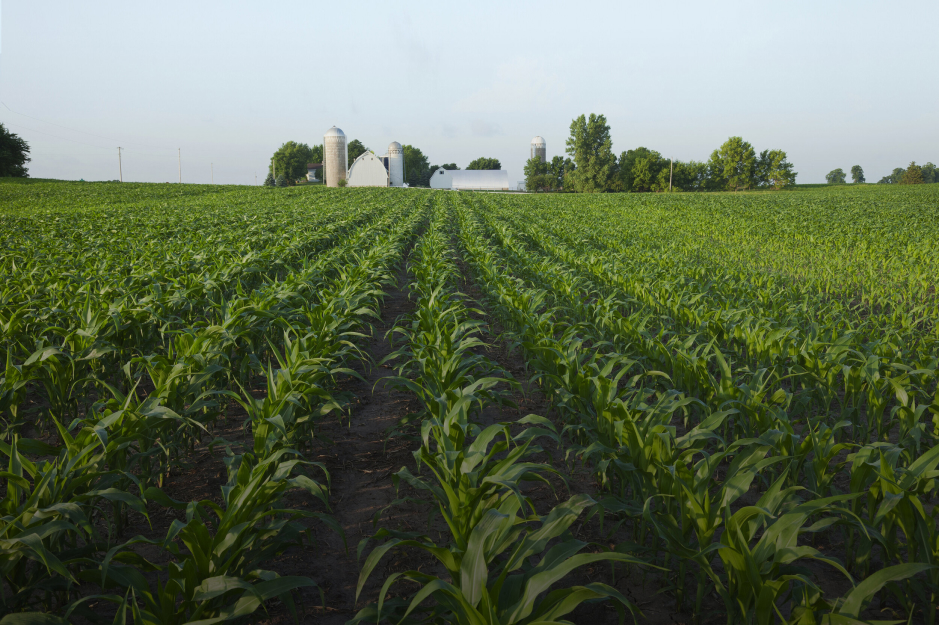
{"left": 1, "top": 0, "right": 937, "bottom": 186}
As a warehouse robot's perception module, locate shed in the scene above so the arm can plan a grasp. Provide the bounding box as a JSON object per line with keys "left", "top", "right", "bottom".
{"left": 430, "top": 169, "right": 510, "bottom": 191}
{"left": 306, "top": 163, "right": 323, "bottom": 182}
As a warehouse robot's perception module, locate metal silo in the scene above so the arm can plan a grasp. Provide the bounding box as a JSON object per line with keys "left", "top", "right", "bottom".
{"left": 324, "top": 126, "right": 347, "bottom": 187}
{"left": 387, "top": 141, "right": 404, "bottom": 187}
{"left": 531, "top": 136, "right": 546, "bottom": 162}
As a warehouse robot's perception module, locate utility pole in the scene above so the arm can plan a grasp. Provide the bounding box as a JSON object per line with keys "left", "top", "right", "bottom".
{"left": 669, "top": 159, "right": 673, "bottom": 192}
{"left": 178, "top": 148, "right": 181, "bottom": 183}
{"left": 211, "top": 163, "right": 214, "bottom": 184}
{"left": 117, "top": 147, "right": 123, "bottom": 182}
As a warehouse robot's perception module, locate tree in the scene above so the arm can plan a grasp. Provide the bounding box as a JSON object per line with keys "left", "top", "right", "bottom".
{"left": 669, "top": 160, "right": 709, "bottom": 191}
{"left": 0, "top": 123, "right": 31, "bottom": 177}
{"left": 275, "top": 175, "right": 288, "bottom": 187}
{"left": 618, "top": 147, "right": 667, "bottom": 192}
{"left": 565, "top": 114, "right": 617, "bottom": 193}
{"left": 347, "top": 139, "right": 368, "bottom": 164}
{"left": 709, "top": 137, "right": 757, "bottom": 190}
{"left": 921, "top": 162, "right": 937, "bottom": 184}
{"left": 825, "top": 168, "right": 847, "bottom": 184}
{"left": 310, "top": 144, "right": 324, "bottom": 165}
{"left": 524, "top": 156, "right": 550, "bottom": 192}
{"left": 755, "top": 149, "right": 797, "bottom": 189}
{"left": 548, "top": 156, "right": 574, "bottom": 191}
{"left": 878, "top": 167, "right": 906, "bottom": 184}
{"left": 402, "top": 145, "right": 430, "bottom": 186}
{"left": 900, "top": 161, "right": 924, "bottom": 184}
{"left": 269, "top": 141, "right": 314, "bottom": 183}
{"left": 263, "top": 172, "right": 275, "bottom": 187}
{"left": 850, "top": 165, "right": 865, "bottom": 183}
{"left": 466, "top": 157, "right": 501, "bottom": 170}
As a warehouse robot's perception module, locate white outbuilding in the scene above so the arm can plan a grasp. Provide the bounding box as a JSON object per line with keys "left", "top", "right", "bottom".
{"left": 347, "top": 152, "right": 390, "bottom": 187}
{"left": 430, "top": 169, "right": 510, "bottom": 191}
{"left": 340, "top": 139, "right": 407, "bottom": 188}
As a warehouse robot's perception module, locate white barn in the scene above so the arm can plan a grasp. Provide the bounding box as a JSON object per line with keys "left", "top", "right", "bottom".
{"left": 347, "top": 152, "right": 389, "bottom": 187}
{"left": 430, "top": 169, "right": 510, "bottom": 191}
{"left": 345, "top": 141, "right": 406, "bottom": 187}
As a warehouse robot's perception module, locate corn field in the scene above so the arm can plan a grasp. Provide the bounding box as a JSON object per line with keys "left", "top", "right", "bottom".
{"left": 1, "top": 180, "right": 937, "bottom": 624}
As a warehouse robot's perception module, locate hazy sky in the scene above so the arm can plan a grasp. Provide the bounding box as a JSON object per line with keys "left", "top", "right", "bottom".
{"left": 2, "top": 1, "right": 936, "bottom": 185}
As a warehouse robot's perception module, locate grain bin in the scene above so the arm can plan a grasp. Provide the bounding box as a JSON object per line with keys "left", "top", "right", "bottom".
{"left": 387, "top": 141, "right": 404, "bottom": 187}
{"left": 531, "top": 136, "right": 546, "bottom": 162}
{"left": 324, "top": 126, "right": 348, "bottom": 187}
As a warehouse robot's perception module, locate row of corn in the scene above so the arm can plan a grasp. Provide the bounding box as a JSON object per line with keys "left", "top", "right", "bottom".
{"left": 1, "top": 191, "right": 425, "bottom": 623}
{"left": 350, "top": 195, "right": 650, "bottom": 625}
{"left": 452, "top": 194, "right": 938, "bottom": 625}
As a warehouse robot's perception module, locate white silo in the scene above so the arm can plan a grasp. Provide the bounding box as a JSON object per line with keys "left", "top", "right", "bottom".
{"left": 324, "top": 126, "right": 348, "bottom": 187}
{"left": 387, "top": 141, "right": 404, "bottom": 187}
{"left": 531, "top": 136, "right": 546, "bottom": 162}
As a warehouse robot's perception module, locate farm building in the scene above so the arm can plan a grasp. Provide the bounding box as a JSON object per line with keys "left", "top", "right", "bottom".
{"left": 306, "top": 163, "right": 322, "bottom": 182}
{"left": 430, "top": 169, "right": 510, "bottom": 191}
{"left": 347, "top": 152, "right": 389, "bottom": 187}
{"left": 346, "top": 141, "right": 407, "bottom": 187}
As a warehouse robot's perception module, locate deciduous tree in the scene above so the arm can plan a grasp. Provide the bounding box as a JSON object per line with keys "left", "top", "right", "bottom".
{"left": 269, "top": 141, "right": 314, "bottom": 183}
{"left": 466, "top": 157, "right": 501, "bottom": 170}
{"left": 878, "top": 167, "right": 906, "bottom": 184}
{"left": 826, "top": 168, "right": 847, "bottom": 184}
{"left": 921, "top": 162, "right": 937, "bottom": 184}
{"left": 347, "top": 139, "right": 368, "bottom": 164}
{"left": 755, "top": 149, "right": 797, "bottom": 189}
{"left": 565, "top": 113, "right": 617, "bottom": 193}
{"left": 402, "top": 145, "right": 430, "bottom": 186}
{"left": 0, "top": 122, "right": 30, "bottom": 177}
{"left": 618, "top": 147, "right": 667, "bottom": 192}
{"left": 850, "top": 165, "right": 865, "bottom": 183}
{"left": 524, "top": 156, "right": 550, "bottom": 192}
{"left": 709, "top": 137, "right": 757, "bottom": 190}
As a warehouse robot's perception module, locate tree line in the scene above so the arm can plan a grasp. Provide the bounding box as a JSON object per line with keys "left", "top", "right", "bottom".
{"left": 824, "top": 162, "right": 936, "bottom": 185}
{"left": 524, "top": 114, "right": 797, "bottom": 193}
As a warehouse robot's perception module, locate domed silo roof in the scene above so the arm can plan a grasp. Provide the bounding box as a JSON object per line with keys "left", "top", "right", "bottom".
{"left": 325, "top": 126, "right": 346, "bottom": 137}
{"left": 531, "top": 136, "right": 546, "bottom": 145}
{"left": 388, "top": 141, "right": 402, "bottom": 151}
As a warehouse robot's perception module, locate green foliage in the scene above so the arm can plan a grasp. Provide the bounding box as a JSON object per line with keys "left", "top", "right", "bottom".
{"left": 851, "top": 164, "right": 865, "bottom": 183}
{"left": 466, "top": 157, "right": 501, "bottom": 170}
{"left": 755, "top": 149, "right": 797, "bottom": 189}
{"left": 347, "top": 139, "right": 368, "bottom": 164}
{"left": 275, "top": 174, "right": 288, "bottom": 187}
{"left": 901, "top": 161, "right": 924, "bottom": 184}
{"left": 826, "top": 168, "right": 847, "bottom": 184}
{"left": 263, "top": 172, "right": 275, "bottom": 187}
{"left": 269, "top": 141, "right": 313, "bottom": 182}
{"left": 709, "top": 136, "right": 757, "bottom": 190}
{"left": 4, "top": 182, "right": 939, "bottom": 624}
{"left": 878, "top": 167, "right": 906, "bottom": 184}
{"left": 921, "top": 161, "right": 937, "bottom": 183}
{"left": 402, "top": 144, "right": 430, "bottom": 186}
{"left": 565, "top": 113, "right": 617, "bottom": 192}
{"left": 0, "top": 123, "right": 30, "bottom": 178}
{"left": 309, "top": 143, "right": 323, "bottom": 166}
{"left": 618, "top": 147, "right": 669, "bottom": 192}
